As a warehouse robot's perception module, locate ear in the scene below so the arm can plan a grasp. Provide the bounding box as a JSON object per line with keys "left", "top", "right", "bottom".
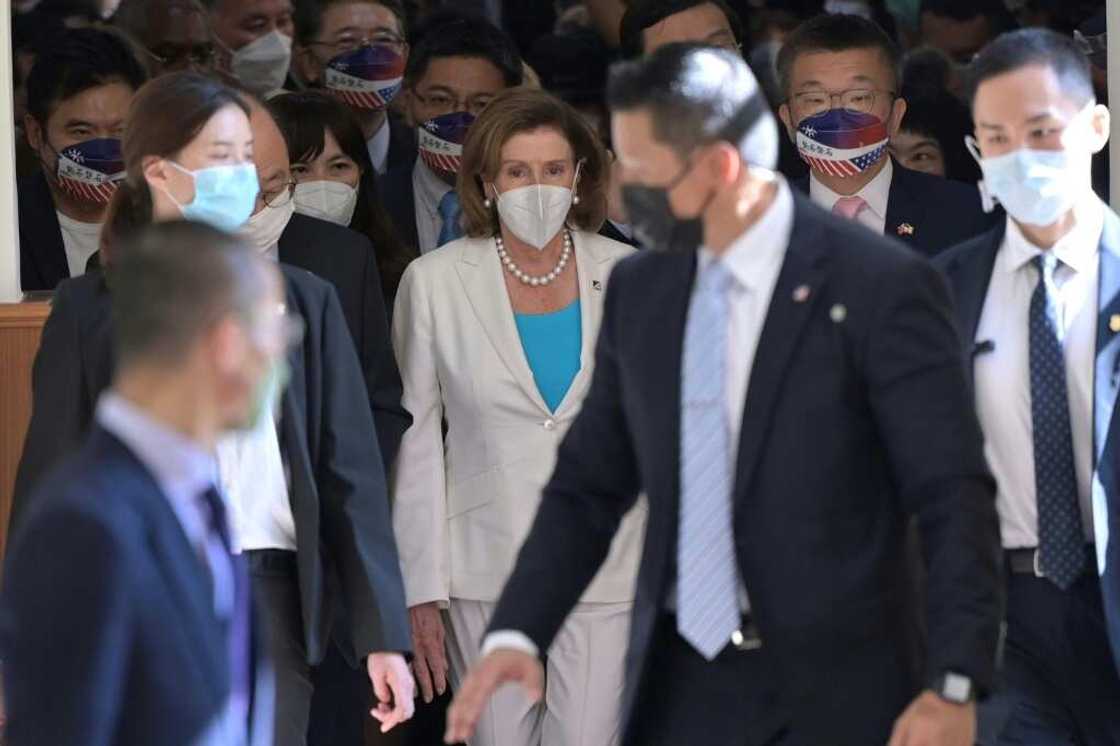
{"left": 142, "top": 155, "right": 173, "bottom": 194}
{"left": 207, "top": 315, "right": 249, "bottom": 379}
{"left": 24, "top": 113, "right": 43, "bottom": 151}
{"left": 886, "top": 96, "right": 908, "bottom": 139}
{"left": 778, "top": 103, "right": 796, "bottom": 141}
{"left": 707, "top": 142, "right": 741, "bottom": 186}
{"left": 1088, "top": 103, "right": 1111, "bottom": 154}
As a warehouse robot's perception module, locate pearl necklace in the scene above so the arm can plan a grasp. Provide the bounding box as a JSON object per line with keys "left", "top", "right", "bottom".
{"left": 496, "top": 230, "right": 572, "bottom": 286}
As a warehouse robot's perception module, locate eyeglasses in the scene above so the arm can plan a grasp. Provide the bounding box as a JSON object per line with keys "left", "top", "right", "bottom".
{"left": 412, "top": 90, "right": 495, "bottom": 117}
{"left": 308, "top": 33, "right": 406, "bottom": 57}
{"left": 260, "top": 180, "right": 296, "bottom": 208}
{"left": 144, "top": 44, "right": 218, "bottom": 70}
{"left": 790, "top": 88, "right": 895, "bottom": 118}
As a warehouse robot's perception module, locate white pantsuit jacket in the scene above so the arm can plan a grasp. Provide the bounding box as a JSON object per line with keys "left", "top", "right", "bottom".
{"left": 391, "top": 230, "right": 647, "bottom": 609}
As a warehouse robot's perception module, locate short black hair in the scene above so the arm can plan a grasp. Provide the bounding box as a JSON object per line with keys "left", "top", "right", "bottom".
{"left": 111, "top": 221, "right": 270, "bottom": 369}
{"left": 26, "top": 26, "right": 148, "bottom": 126}
{"left": 607, "top": 42, "right": 770, "bottom": 160}
{"left": 965, "top": 28, "right": 1094, "bottom": 108}
{"left": 404, "top": 12, "right": 523, "bottom": 87}
{"left": 898, "top": 87, "right": 980, "bottom": 183}
{"left": 294, "top": 0, "right": 408, "bottom": 46}
{"left": 619, "top": 0, "right": 744, "bottom": 60}
{"left": 775, "top": 13, "right": 900, "bottom": 100}
{"left": 920, "top": 0, "right": 1016, "bottom": 28}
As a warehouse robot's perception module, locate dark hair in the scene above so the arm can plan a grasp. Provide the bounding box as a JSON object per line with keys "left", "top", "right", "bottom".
{"left": 965, "top": 28, "right": 1095, "bottom": 108}
{"left": 268, "top": 90, "right": 414, "bottom": 300}
{"left": 608, "top": 42, "right": 768, "bottom": 159}
{"left": 294, "top": 0, "right": 408, "bottom": 45}
{"left": 619, "top": 0, "right": 744, "bottom": 60}
{"left": 775, "top": 13, "right": 900, "bottom": 100}
{"left": 900, "top": 45, "right": 956, "bottom": 96}
{"left": 919, "top": 0, "right": 1015, "bottom": 28}
{"left": 103, "top": 72, "right": 250, "bottom": 262}
{"left": 112, "top": 220, "right": 268, "bottom": 369}
{"left": 26, "top": 26, "right": 148, "bottom": 126}
{"left": 897, "top": 87, "right": 980, "bottom": 182}
{"left": 404, "top": 13, "right": 523, "bottom": 88}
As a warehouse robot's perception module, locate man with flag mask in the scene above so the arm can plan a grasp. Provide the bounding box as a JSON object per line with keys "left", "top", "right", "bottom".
{"left": 777, "top": 13, "right": 994, "bottom": 257}
{"left": 379, "top": 14, "right": 523, "bottom": 257}
{"left": 294, "top": 0, "right": 416, "bottom": 177}
{"left": 18, "top": 26, "right": 147, "bottom": 292}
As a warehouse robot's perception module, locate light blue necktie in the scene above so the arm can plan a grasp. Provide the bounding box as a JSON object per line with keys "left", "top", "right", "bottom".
{"left": 1030, "top": 253, "right": 1085, "bottom": 589}
{"left": 437, "top": 190, "right": 463, "bottom": 247}
{"left": 677, "top": 259, "right": 740, "bottom": 661}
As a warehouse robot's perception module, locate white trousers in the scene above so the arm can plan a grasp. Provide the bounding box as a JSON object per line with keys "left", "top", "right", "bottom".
{"left": 445, "top": 599, "right": 632, "bottom": 746}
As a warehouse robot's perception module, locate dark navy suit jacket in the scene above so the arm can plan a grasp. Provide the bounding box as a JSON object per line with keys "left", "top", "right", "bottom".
{"left": 793, "top": 159, "right": 997, "bottom": 257}
{"left": 488, "top": 190, "right": 1004, "bottom": 745}
{"left": 935, "top": 206, "right": 1120, "bottom": 677}
{"left": 1, "top": 427, "right": 274, "bottom": 746}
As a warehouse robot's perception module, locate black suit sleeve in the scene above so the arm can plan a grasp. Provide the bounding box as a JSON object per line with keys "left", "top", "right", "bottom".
{"left": 863, "top": 254, "right": 1003, "bottom": 693}
{"left": 1, "top": 508, "right": 131, "bottom": 746}
{"left": 487, "top": 264, "right": 644, "bottom": 653}
{"left": 357, "top": 241, "right": 411, "bottom": 472}
{"left": 12, "top": 283, "right": 91, "bottom": 529}
{"left": 315, "top": 284, "right": 411, "bottom": 657}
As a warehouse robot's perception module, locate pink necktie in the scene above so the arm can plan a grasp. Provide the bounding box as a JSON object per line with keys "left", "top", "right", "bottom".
{"left": 832, "top": 195, "right": 869, "bottom": 221}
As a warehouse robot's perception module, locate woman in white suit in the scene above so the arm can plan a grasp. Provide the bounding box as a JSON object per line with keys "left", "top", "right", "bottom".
{"left": 391, "top": 88, "right": 646, "bottom": 746}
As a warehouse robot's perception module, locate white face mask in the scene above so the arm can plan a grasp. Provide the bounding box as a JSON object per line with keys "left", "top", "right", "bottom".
{"left": 491, "top": 164, "right": 581, "bottom": 251}
{"left": 294, "top": 180, "right": 359, "bottom": 227}
{"left": 239, "top": 199, "right": 295, "bottom": 254}
{"left": 231, "top": 30, "right": 292, "bottom": 95}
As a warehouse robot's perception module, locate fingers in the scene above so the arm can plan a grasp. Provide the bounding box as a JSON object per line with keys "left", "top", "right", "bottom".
{"left": 369, "top": 660, "right": 392, "bottom": 706}
{"left": 369, "top": 660, "right": 417, "bottom": 734}
{"left": 413, "top": 647, "right": 435, "bottom": 703}
{"left": 431, "top": 646, "right": 449, "bottom": 698}
{"left": 445, "top": 663, "right": 502, "bottom": 743}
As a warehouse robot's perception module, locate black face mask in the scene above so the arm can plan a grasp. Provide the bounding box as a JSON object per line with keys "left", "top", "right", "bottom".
{"left": 621, "top": 157, "right": 713, "bottom": 253}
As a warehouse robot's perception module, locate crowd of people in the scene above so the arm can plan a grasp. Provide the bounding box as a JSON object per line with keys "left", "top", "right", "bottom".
{"left": 0, "top": 1, "right": 1115, "bottom": 746}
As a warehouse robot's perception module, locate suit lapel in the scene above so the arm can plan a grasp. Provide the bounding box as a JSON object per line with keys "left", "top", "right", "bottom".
{"left": 455, "top": 238, "right": 552, "bottom": 415}
{"left": 732, "top": 197, "right": 832, "bottom": 505}
{"left": 553, "top": 233, "right": 610, "bottom": 419}
{"left": 1094, "top": 210, "right": 1120, "bottom": 463}
{"left": 884, "top": 162, "right": 924, "bottom": 247}
{"left": 25, "top": 172, "right": 70, "bottom": 286}
{"left": 944, "top": 225, "right": 1003, "bottom": 386}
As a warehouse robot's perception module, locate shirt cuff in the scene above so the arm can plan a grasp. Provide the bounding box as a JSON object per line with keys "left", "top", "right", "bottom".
{"left": 480, "top": 630, "right": 539, "bottom": 659}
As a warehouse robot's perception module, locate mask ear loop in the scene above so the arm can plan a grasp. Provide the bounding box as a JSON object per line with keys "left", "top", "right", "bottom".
{"left": 156, "top": 159, "right": 199, "bottom": 213}
{"left": 964, "top": 135, "right": 999, "bottom": 214}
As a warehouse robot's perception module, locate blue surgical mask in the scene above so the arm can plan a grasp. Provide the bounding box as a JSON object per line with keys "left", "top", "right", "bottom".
{"left": 966, "top": 136, "right": 1089, "bottom": 227}
{"left": 162, "top": 161, "right": 260, "bottom": 232}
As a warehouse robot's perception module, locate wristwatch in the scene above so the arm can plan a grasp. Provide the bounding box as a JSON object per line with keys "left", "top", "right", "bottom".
{"left": 931, "top": 671, "right": 975, "bottom": 704}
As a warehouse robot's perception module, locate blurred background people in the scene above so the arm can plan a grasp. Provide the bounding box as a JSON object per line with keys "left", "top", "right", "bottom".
{"left": 889, "top": 87, "right": 980, "bottom": 182}
{"left": 19, "top": 26, "right": 147, "bottom": 292}
{"left": 270, "top": 90, "right": 415, "bottom": 308}
{"left": 113, "top": 0, "right": 220, "bottom": 78}
{"left": 2, "top": 222, "right": 282, "bottom": 746}
{"left": 202, "top": 0, "right": 295, "bottom": 95}
{"left": 917, "top": 0, "right": 1015, "bottom": 65}
{"left": 293, "top": 0, "right": 416, "bottom": 176}
{"left": 392, "top": 87, "right": 645, "bottom": 746}
{"left": 380, "top": 14, "right": 523, "bottom": 257}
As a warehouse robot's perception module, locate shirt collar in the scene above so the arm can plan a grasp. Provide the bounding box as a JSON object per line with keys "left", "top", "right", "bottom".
{"left": 368, "top": 117, "right": 392, "bottom": 175}
{"left": 414, "top": 159, "right": 453, "bottom": 213}
{"left": 1001, "top": 195, "right": 1105, "bottom": 275}
{"left": 96, "top": 391, "right": 217, "bottom": 503}
{"left": 809, "top": 157, "right": 892, "bottom": 221}
{"left": 699, "top": 175, "right": 794, "bottom": 290}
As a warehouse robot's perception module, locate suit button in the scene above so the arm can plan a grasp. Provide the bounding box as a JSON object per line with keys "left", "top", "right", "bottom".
{"left": 543, "top": 418, "right": 556, "bottom": 430}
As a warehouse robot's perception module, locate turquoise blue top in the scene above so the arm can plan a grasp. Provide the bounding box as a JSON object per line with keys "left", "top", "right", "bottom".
{"left": 514, "top": 299, "right": 582, "bottom": 413}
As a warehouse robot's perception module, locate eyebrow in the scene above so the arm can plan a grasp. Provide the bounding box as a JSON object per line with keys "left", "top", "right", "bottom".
{"left": 904, "top": 137, "right": 940, "bottom": 149}
{"left": 334, "top": 24, "right": 397, "bottom": 35}
{"left": 63, "top": 119, "right": 97, "bottom": 129}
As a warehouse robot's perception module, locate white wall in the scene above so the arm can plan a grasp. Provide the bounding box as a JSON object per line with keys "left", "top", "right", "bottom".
{"left": 0, "top": 3, "right": 18, "bottom": 303}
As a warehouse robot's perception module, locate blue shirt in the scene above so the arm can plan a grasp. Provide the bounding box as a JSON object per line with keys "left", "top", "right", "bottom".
{"left": 514, "top": 300, "right": 582, "bottom": 413}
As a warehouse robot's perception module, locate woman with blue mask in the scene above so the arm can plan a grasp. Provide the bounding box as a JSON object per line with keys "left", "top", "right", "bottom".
{"left": 101, "top": 72, "right": 257, "bottom": 258}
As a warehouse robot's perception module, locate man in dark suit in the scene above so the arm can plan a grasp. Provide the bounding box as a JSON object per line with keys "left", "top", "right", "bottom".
{"left": 1, "top": 222, "right": 276, "bottom": 746}
{"left": 776, "top": 14, "right": 994, "bottom": 257}
{"left": 934, "top": 30, "right": 1120, "bottom": 744}
{"left": 446, "top": 44, "right": 1003, "bottom": 746}
{"left": 18, "top": 27, "right": 147, "bottom": 292}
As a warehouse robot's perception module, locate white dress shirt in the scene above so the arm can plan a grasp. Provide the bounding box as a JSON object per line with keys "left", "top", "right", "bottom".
{"left": 482, "top": 177, "right": 795, "bottom": 659}
{"left": 412, "top": 159, "right": 454, "bottom": 255}
{"left": 974, "top": 198, "right": 1105, "bottom": 549}
{"left": 367, "top": 116, "right": 391, "bottom": 176}
{"left": 56, "top": 210, "right": 102, "bottom": 278}
{"left": 808, "top": 157, "right": 892, "bottom": 235}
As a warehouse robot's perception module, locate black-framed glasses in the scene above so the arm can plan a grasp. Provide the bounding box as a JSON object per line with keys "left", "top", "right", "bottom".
{"left": 144, "top": 43, "right": 218, "bottom": 70}
{"left": 790, "top": 88, "right": 896, "bottom": 118}
{"left": 307, "top": 33, "right": 406, "bottom": 57}
{"left": 412, "top": 90, "right": 495, "bottom": 117}
{"left": 261, "top": 180, "right": 297, "bottom": 208}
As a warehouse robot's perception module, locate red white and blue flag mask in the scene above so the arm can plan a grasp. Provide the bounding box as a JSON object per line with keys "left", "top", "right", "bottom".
{"left": 796, "top": 109, "right": 888, "bottom": 178}
{"left": 55, "top": 137, "right": 125, "bottom": 204}
{"left": 324, "top": 44, "right": 405, "bottom": 111}
{"left": 418, "top": 111, "right": 475, "bottom": 175}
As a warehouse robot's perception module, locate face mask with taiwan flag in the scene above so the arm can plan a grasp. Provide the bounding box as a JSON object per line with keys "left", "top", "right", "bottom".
{"left": 795, "top": 109, "right": 888, "bottom": 178}
{"left": 323, "top": 44, "right": 405, "bottom": 110}
{"left": 52, "top": 137, "right": 125, "bottom": 204}
{"left": 417, "top": 112, "right": 475, "bottom": 175}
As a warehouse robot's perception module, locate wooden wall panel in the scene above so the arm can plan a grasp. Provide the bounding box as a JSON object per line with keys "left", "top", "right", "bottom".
{"left": 0, "top": 303, "right": 49, "bottom": 559}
